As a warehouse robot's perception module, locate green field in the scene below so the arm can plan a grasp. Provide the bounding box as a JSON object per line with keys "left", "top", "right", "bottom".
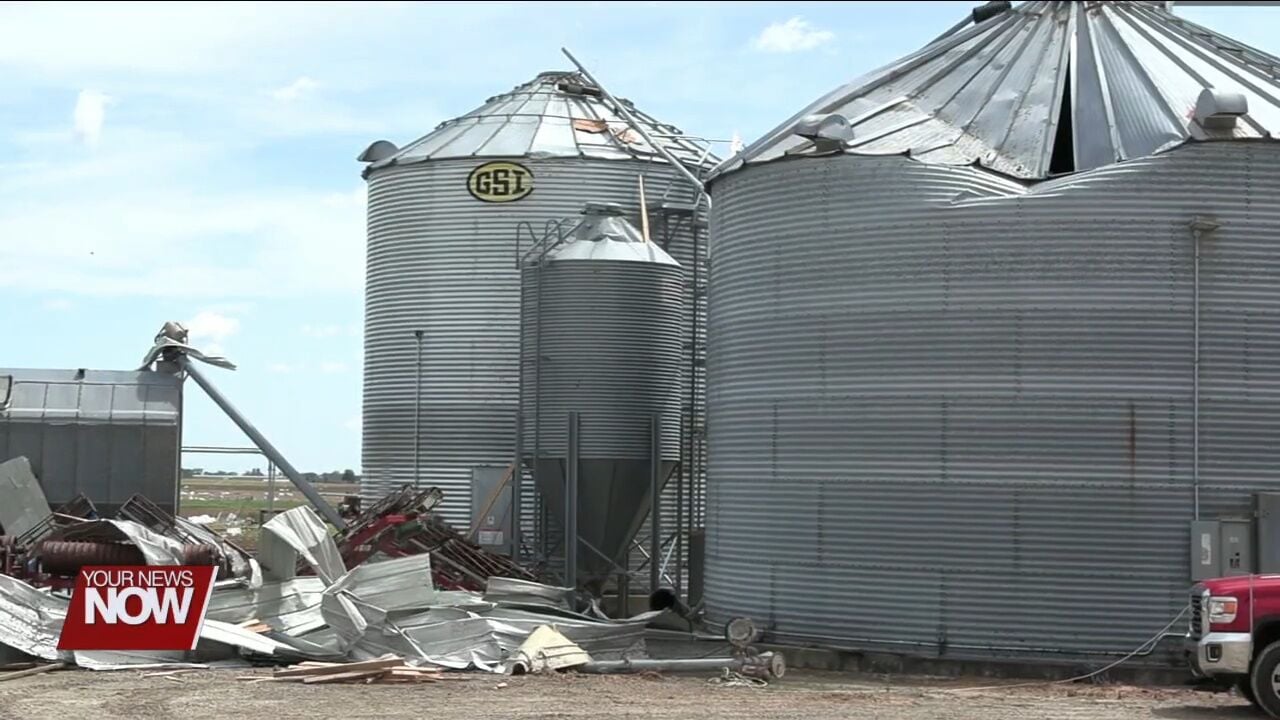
{"left": 177, "top": 476, "right": 358, "bottom": 548}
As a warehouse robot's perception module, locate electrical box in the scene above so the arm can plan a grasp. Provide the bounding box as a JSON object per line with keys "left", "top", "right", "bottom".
{"left": 1220, "top": 518, "right": 1254, "bottom": 576}
{"left": 470, "top": 466, "right": 513, "bottom": 557}
{"left": 1191, "top": 518, "right": 1255, "bottom": 581}
{"left": 1191, "top": 520, "right": 1220, "bottom": 580}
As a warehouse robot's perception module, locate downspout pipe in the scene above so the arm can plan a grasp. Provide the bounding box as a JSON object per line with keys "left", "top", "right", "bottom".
{"left": 1190, "top": 216, "right": 1219, "bottom": 521}
{"left": 560, "top": 48, "right": 709, "bottom": 210}
{"left": 178, "top": 356, "right": 346, "bottom": 528}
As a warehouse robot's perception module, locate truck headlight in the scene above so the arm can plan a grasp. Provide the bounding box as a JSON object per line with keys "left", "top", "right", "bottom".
{"left": 1208, "top": 597, "right": 1238, "bottom": 624}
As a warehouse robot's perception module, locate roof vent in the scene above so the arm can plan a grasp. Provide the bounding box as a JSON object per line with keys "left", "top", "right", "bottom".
{"left": 794, "top": 113, "right": 854, "bottom": 149}
{"left": 557, "top": 80, "right": 603, "bottom": 98}
{"left": 972, "top": 1, "right": 1011, "bottom": 24}
{"left": 1194, "top": 88, "right": 1248, "bottom": 130}
{"left": 358, "top": 140, "right": 400, "bottom": 163}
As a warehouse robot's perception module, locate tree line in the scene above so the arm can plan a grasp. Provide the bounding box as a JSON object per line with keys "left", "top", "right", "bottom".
{"left": 181, "top": 468, "right": 360, "bottom": 484}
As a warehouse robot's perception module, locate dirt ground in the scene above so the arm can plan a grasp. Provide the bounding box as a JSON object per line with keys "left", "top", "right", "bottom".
{"left": 0, "top": 667, "right": 1259, "bottom": 720}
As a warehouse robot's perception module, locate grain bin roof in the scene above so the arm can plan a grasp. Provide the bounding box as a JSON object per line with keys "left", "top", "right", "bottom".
{"left": 713, "top": 1, "right": 1280, "bottom": 181}
{"left": 368, "top": 71, "right": 717, "bottom": 170}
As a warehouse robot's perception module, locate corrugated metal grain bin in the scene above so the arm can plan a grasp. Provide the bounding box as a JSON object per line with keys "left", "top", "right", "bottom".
{"left": 520, "top": 203, "right": 684, "bottom": 581}
{"left": 359, "top": 70, "right": 715, "bottom": 529}
{"left": 704, "top": 0, "right": 1280, "bottom": 665}
{"left": 0, "top": 368, "right": 182, "bottom": 516}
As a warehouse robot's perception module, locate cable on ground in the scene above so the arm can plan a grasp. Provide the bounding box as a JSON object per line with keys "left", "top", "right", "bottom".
{"left": 948, "top": 604, "right": 1190, "bottom": 693}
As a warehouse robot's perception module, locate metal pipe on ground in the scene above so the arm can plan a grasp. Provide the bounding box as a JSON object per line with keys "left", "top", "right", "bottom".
{"left": 178, "top": 356, "right": 346, "bottom": 528}
{"left": 578, "top": 652, "right": 785, "bottom": 679}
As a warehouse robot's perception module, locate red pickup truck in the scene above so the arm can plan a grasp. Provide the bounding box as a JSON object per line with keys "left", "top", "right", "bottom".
{"left": 1188, "top": 575, "right": 1280, "bottom": 716}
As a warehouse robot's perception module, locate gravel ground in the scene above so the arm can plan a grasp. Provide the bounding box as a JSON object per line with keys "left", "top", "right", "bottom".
{"left": 0, "top": 667, "right": 1260, "bottom": 720}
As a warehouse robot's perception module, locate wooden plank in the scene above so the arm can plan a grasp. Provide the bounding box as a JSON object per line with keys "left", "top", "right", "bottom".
{"left": 303, "top": 668, "right": 392, "bottom": 685}
{"left": 274, "top": 655, "right": 401, "bottom": 678}
{"left": 143, "top": 669, "right": 198, "bottom": 678}
{"left": 0, "top": 663, "right": 66, "bottom": 682}
{"left": 387, "top": 669, "right": 439, "bottom": 683}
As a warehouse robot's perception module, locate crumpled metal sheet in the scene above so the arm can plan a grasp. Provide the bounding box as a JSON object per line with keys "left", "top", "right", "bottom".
{"left": 269, "top": 626, "right": 346, "bottom": 661}
{"left": 137, "top": 324, "right": 236, "bottom": 371}
{"left": 321, "top": 554, "right": 435, "bottom": 655}
{"left": 174, "top": 516, "right": 260, "bottom": 586}
{"left": 0, "top": 575, "right": 67, "bottom": 662}
{"left": 349, "top": 612, "right": 520, "bottom": 671}
{"left": 0, "top": 456, "right": 51, "bottom": 539}
{"left": 325, "top": 554, "right": 435, "bottom": 614}
{"left": 200, "top": 618, "right": 284, "bottom": 656}
{"left": 482, "top": 606, "right": 655, "bottom": 660}
{"left": 48, "top": 519, "right": 186, "bottom": 566}
{"left": 260, "top": 506, "right": 344, "bottom": 584}
{"left": 206, "top": 577, "right": 326, "bottom": 637}
{"left": 482, "top": 577, "right": 574, "bottom": 611}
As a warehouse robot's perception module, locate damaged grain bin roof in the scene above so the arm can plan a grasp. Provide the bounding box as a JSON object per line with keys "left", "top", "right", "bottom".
{"left": 713, "top": 0, "right": 1280, "bottom": 181}
{"left": 365, "top": 71, "right": 712, "bottom": 171}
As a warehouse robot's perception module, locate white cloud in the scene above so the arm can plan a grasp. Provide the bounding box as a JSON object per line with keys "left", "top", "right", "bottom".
{"left": 72, "top": 90, "right": 111, "bottom": 147}
{"left": 753, "top": 17, "right": 834, "bottom": 53}
{"left": 186, "top": 311, "right": 240, "bottom": 357}
{"left": 268, "top": 363, "right": 294, "bottom": 374}
{"left": 41, "top": 298, "right": 74, "bottom": 311}
{"left": 272, "top": 76, "right": 319, "bottom": 102}
{"left": 302, "top": 324, "right": 343, "bottom": 338}
{"left": 319, "top": 361, "right": 348, "bottom": 374}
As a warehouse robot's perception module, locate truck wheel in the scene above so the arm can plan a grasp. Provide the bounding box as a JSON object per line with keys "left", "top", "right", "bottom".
{"left": 1239, "top": 677, "right": 1260, "bottom": 708}
{"left": 1250, "top": 640, "right": 1280, "bottom": 717}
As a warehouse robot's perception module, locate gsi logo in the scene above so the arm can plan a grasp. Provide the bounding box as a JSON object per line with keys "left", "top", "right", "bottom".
{"left": 467, "top": 161, "right": 533, "bottom": 203}
{"left": 58, "top": 566, "right": 217, "bottom": 651}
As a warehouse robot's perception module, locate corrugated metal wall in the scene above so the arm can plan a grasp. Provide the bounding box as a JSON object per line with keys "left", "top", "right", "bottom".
{"left": 704, "top": 142, "right": 1280, "bottom": 663}
{"left": 363, "top": 157, "right": 705, "bottom": 552}
{"left": 520, "top": 259, "right": 685, "bottom": 460}
{"left": 0, "top": 369, "right": 182, "bottom": 516}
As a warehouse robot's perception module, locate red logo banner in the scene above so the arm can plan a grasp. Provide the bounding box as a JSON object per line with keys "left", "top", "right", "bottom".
{"left": 57, "top": 566, "right": 217, "bottom": 651}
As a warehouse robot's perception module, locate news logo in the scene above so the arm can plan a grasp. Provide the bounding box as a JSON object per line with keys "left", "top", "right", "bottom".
{"left": 57, "top": 566, "right": 217, "bottom": 651}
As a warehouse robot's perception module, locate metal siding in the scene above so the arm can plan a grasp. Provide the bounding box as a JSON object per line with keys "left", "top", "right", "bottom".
{"left": 362, "top": 157, "right": 704, "bottom": 529}
{"left": 0, "top": 369, "right": 182, "bottom": 514}
{"left": 704, "top": 142, "right": 1280, "bottom": 663}
{"left": 520, "top": 260, "right": 684, "bottom": 460}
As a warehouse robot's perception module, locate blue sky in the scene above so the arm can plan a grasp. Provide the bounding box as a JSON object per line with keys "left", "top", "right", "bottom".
{"left": 2, "top": 1, "right": 1276, "bottom": 473}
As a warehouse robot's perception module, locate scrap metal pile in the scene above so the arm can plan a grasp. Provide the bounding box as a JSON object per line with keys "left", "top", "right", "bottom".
{"left": 0, "top": 457, "right": 258, "bottom": 591}
{"left": 0, "top": 457, "right": 670, "bottom": 675}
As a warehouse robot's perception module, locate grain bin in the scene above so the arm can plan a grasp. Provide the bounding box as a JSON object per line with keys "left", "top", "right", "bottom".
{"left": 704, "top": 0, "right": 1280, "bottom": 665}
{"left": 359, "top": 71, "right": 715, "bottom": 528}
{"left": 520, "top": 202, "right": 684, "bottom": 584}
